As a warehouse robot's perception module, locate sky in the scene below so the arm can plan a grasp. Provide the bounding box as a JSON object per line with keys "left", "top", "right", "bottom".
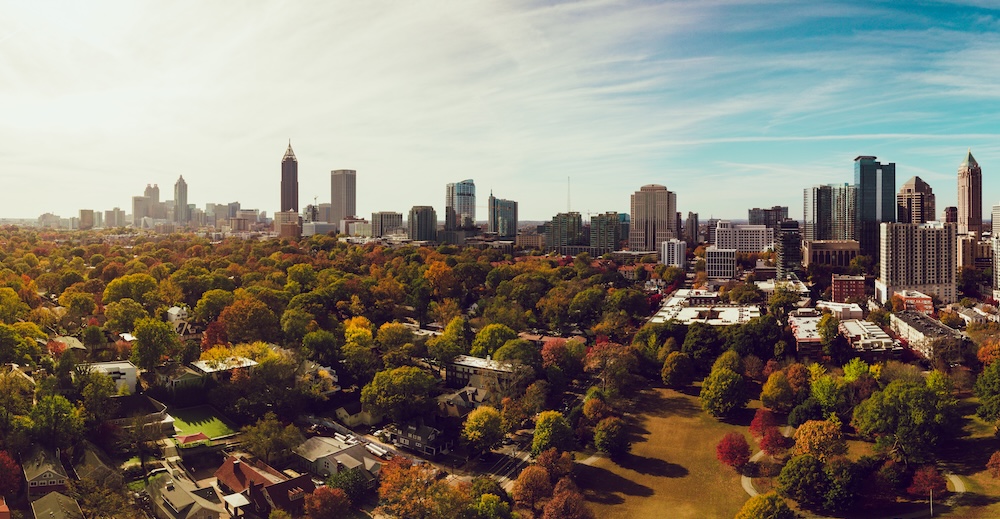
{"left": 2, "top": 0, "right": 1000, "bottom": 222}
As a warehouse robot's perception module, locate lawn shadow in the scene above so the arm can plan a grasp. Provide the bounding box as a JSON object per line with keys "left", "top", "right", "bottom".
{"left": 720, "top": 406, "right": 756, "bottom": 427}
{"left": 575, "top": 462, "right": 655, "bottom": 505}
{"left": 939, "top": 435, "right": 1000, "bottom": 476}
{"left": 641, "top": 392, "right": 701, "bottom": 419}
{"left": 613, "top": 452, "right": 688, "bottom": 478}
{"left": 954, "top": 491, "right": 1000, "bottom": 508}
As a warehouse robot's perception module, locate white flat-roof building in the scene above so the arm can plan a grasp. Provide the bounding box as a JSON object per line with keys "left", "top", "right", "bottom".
{"left": 839, "top": 319, "right": 898, "bottom": 358}
{"left": 705, "top": 246, "right": 737, "bottom": 279}
{"left": 80, "top": 360, "right": 138, "bottom": 392}
{"left": 714, "top": 221, "right": 774, "bottom": 252}
{"left": 660, "top": 239, "right": 686, "bottom": 269}
{"left": 648, "top": 289, "right": 760, "bottom": 326}
{"left": 815, "top": 301, "right": 864, "bottom": 320}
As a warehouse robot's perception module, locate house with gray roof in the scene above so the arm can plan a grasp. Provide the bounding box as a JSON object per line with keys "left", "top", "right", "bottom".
{"left": 23, "top": 445, "right": 68, "bottom": 498}
{"left": 30, "top": 491, "right": 82, "bottom": 519}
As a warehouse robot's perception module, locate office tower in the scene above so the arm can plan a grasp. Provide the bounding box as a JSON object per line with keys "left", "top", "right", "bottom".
{"left": 714, "top": 221, "right": 774, "bottom": 253}
{"left": 144, "top": 184, "right": 159, "bottom": 204}
{"left": 546, "top": 212, "right": 585, "bottom": 249}
{"left": 331, "top": 169, "right": 357, "bottom": 228}
{"left": 281, "top": 141, "right": 298, "bottom": 213}
{"left": 854, "top": 155, "right": 896, "bottom": 259}
{"left": 942, "top": 206, "right": 957, "bottom": 223}
{"left": 487, "top": 192, "right": 518, "bottom": 239}
{"left": 629, "top": 184, "right": 677, "bottom": 251}
{"left": 804, "top": 183, "right": 856, "bottom": 242}
{"left": 992, "top": 202, "right": 1000, "bottom": 238}
{"left": 303, "top": 205, "right": 320, "bottom": 223}
{"left": 775, "top": 220, "right": 802, "bottom": 280}
{"left": 104, "top": 207, "right": 124, "bottom": 228}
{"left": 957, "top": 149, "right": 982, "bottom": 236}
{"left": 617, "top": 214, "right": 630, "bottom": 244}
{"left": 676, "top": 212, "right": 683, "bottom": 241}
{"left": 445, "top": 179, "right": 476, "bottom": 230}
{"left": 706, "top": 218, "right": 720, "bottom": 244}
{"left": 660, "top": 238, "right": 686, "bottom": 269}
{"left": 876, "top": 222, "right": 957, "bottom": 304}
{"left": 685, "top": 212, "right": 699, "bottom": 244}
{"left": 896, "top": 176, "right": 935, "bottom": 224}
{"left": 132, "top": 196, "right": 149, "bottom": 227}
{"left": 994, "top": 235, "right": 1000, "bottom": 298}
{"left": 79, "top": 210, "right": 94, "bottom": 231}
{"left": 748, "top": 206, "right": 788, "bottom": 230}
{"left": 705, "top": 246, "right": 737, "bottom": 279}
{"left": 590, "top": 212, "right": 622, "bottom": 252}
{"left": 372, "top": 211, "right": 404, "bottom": 237}
{"left": 408, "top": 206, "right": 437, "bottom": 241}
{"left": 227, "top": 202, "right": 241, "bottom": 219}
{"left": 174, "top": 175, "right": 189, "bottom": 224}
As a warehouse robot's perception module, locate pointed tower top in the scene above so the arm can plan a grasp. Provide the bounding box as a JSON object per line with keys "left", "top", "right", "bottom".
{"left": 283, "top": 140, "right": 297, "bottom": 162}
{"left": 961, "top": 148, "right": 978, "bottom": 168}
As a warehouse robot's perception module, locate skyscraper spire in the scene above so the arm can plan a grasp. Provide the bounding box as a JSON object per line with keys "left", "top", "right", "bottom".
{"left": 283, "top": 140, "right": 297, "bottom": 162}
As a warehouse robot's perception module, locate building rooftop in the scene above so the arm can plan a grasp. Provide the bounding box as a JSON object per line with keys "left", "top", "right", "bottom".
{"left": 191, "top": 356, "right": 258, "bottom": 374}
{"left": 30, "top": 492, "right": 82, "bottom": 519}
{"left": 450, "top": 355, "right": 514, "bottom": 373}
{"left": 894, "top": 310, "right": 957, "bottom": 338}
{"left": 81, "top": 360, "right": 137, "bottom": 371}
{"left": 789, "top": 313, "right": 822, "bottom": 342}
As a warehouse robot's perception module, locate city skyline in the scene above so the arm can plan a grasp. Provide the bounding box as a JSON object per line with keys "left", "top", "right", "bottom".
{"left": 2, "top": 2, "right": 1000, "bottom": 220}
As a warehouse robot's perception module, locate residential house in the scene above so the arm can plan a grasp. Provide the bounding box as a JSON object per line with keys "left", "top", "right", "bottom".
{"left": 155, "top": 363, "right": 205, "bottom": 390}
{"left": 23, "top": 446, "right": 68, "bottom": 498}
{"left": 445, "top": 355, "right": 515, "bottom": 390}
{"left": 105, "top": 394, "right": 175, "bottom": 437}
{"left": 190, "top": 356, "right": 257, "bottom": 381}
{"left": 293, "top": 436, "right": 384, "bottom": 486}
{"left": 214, "top": 455, "right": 314, "bottom": 518}
{"left": 334, "top": 399, "right": 383, "bottom": 428}
{"left": 166, "top": 306, "right": 197, "bottom": 336}
{"left": 79, "top": 360, "right": 138, "bottom": 393}
{"left": 70, "top": 443, "right": 115, "bottom": 484}
{"left": 437, "top": 386, "right": 490, "bottom": 418}
{"left": 147, "top": 473, "right": 226, "bottom": 519}
{"left": 385, "top": 422, "right": 449, "bottom": 457}
{"left": 30, "top": 492, "right": 83, "bottom": 519}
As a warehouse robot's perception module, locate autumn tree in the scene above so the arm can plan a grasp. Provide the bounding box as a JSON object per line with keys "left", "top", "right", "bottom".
{"left": 700, "top": 367, "right": 749, "bottom": 417}
{"left": 361, "top": 366, "right": 436, "bottom": 422}
{"left": 661, "top": 351, "right": 694, "bottom": 388}
{"left": 793, "top": 420, "right": 847, "bottom": 462}
{"left": 761, "top": 371, "right": 795, "bottom": 413}
{"left": 130, "top": 317, "right": 179, "bottom": 370}
{"left": 427, "top": 316, "right": 471, "bottom": 363}
{"left": 464, "top": 406, "right": 505, "bottom": 454}
{"left": 532, "top": 411, "right": 574, "bottom": 456}
{"left": 734, "top": 492, "right": 797, "bottom": 519}
{"left": 908, "top": 464, "right": 947, "bottom": 516}
{"left": 102, "top": 273, "right": 158, "bottom": 305}
{"left": 777, "top": 454, "right": 827, "bottom": 509}
{"left": 219, "top": 297, "right": 279, "bottom": 344}
{"left": 584, "top": 342, "right": 637, "bottom": 397}
{"left": 716, "top": 432, "right": 751, "bottom": 472}
{"left": 749, "top": 408, "right": 777, "bottom": 440}
{"left": 594, "top": 417, "right": 630, "bottom": 457}
{"left": 0, "top": 287, "right": 29, "bottom": 324}
{"left": 760, "top": 428, "right": 790, "bottom": 458}
{"left": 471, "top": 324, "right": 518, "bottom": 358}
{"left": 988, "top": 451, "right": 1000, "bottom": 478}
{"left": 241, "top": 412, "right": 302, "bottom": 463}
{"left": 193, "top": 288, "right": 234, "bottom": 323}
{"left": 377, "top": 457, "right": 472, "bottom": 518}
{"left": 0, "top": 450, "right": 21, "bottom": 495}
{"left": 536, "top": 448, "right": 574, "bottom": 484}
{"left": 305, "top": 486, "right": 351, "bottom": 518}
{"left": 103, "top": 298, "right": 149, "bottom": 334}
{"left": 302, "top": 329, "right": 343, "bottom": 367}
{"left": 513, "top": 465, "right": 552, "bottom": 512}
{"left": 542, "top": 477, "right": 595, "bottom": 519}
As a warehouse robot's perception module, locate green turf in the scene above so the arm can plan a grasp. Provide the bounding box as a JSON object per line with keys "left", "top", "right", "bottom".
{"left": 169, "top": 405, "right": 237, "bottom": 439}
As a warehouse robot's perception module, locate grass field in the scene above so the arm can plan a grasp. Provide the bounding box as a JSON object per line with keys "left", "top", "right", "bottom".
{"left": 576, "top": 385, "right": 752, "bottom": 519}
{"left": 937, "top": 397, "right": 1000, "bottom": 518}
{"left": 170, "top": 405, "right": 237, "bottom": 439}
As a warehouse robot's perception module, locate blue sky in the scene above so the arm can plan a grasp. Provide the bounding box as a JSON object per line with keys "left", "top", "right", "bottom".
{"left": 1, "top": 0, "right": 999, "bottom": 221}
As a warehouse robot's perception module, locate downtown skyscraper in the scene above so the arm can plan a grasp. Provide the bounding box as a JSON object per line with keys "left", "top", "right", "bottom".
{"left": 487, "top": 192, "right": 517, "bottom": 239}
{"left": 331, "top": 169, "right": 357, "bottom": 229}
{"left": 280, "top": 141, "right": 298, "bottom": 213}
{"left": 803, "top": 183, "right": 855, "bottom": 242}
{"left": 957, "top": 149, "right": 982, "bottom": 236}
{"left": 446, "top": 179, "right": 476, "bottom": 230}
{"left": 173, "top": 175, "right": 189, "bottom": 224}
{"left": 896, "top": 176, "right": 935, "bottom": 224}
{"left": 629, "top": 184, "right": 677, "bottom": 251}
{"left": 854, "top": 155, "right": 896, "bottom": 260}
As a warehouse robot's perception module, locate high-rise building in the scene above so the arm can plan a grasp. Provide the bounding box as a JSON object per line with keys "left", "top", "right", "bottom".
{"left": 408, "top": 206, "right": 437, "bottom": 242}
{"left": 706, "top": 218, "right": 720, "bottom": 244}
{"left": 487, "top": 193, "right": 518, "bottom": 239}
{"left": 546, "top": 212, "right": 585, "bottom": 249}
{"left": 854, "top": 155, "right": 896, "bottom": 260}
{"left": 705, "top": 246, "right": 737, "bottom": 279}
{"left": 775, "top": 220, "right": 802, "bottom": 280}
{"left": 685, "top": 212, "right": 699, "bottom": 244}
{"left": 896, "top": 176, "right": 935, "bottom": 224}
{"left": 79, "top": 210, "right": 94, "bottom": 231}
{"left": 104, "top": 207, "right": 125, "bottom": 228}
{"left": 331, "top": 169, "right": 357, "bottom": 229}
{"left": 992, "top": 202, "right": 1000, "bottom": 238}
{"left": 804, "top": 183, "right": 856, "bottom": 242}
{"left": 144, "top": 184, "right": 160, "bottom": 205}
{"left": 942, "top": 206, "right": 957, "bottom": 223}
{"left": 174, "top": 175, "right": 189, "bottom": 224}
{"left": 629, "top": 184, "right": 676, "bottom": 251}
{"left": 957, "top": 149, "right": 982, "bottom": 236}
{"left": 876, "top": 222, "right": 957, "bottom": 304}
{"left": 281, "top": 142, "right": 298, "bottom": 213}
{"left": 445, "top": 179, "right": 476, "bottom": 230}
{"left": 748, "top": 206, "right": 789, "bottom": 230}
{"left": 714, "top": 221, "right": 774, "bottom": 253}
{"left": 372, "top": 211, "right": 404, "bottom": 237}
{"left": 590, "top": 212, "right": 622, "bottom": 252}
{"left": 660, "top": 239, "right": 686, "bottom": 269}
{"left": 131, "top": 196, "right": 149, "bottom": 227}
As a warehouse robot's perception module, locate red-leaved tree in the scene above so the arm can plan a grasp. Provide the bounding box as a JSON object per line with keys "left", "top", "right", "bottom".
{"left": 716, "top": 432, "right": 751, "bottom": 471}
{"left": 760, "top": 428, "right": 790, "bottom": 457}
{"left": 987, "top": 451, "right": 1000, "bottom": 478}
{"left": 907, "top": 465, "right": 947, "bottom": 498}
{"left": 304, "top": 486, "right": 351, "bottom": 518}
{"left": 0, "top": 450, "right": 22, "bottom": 495}
{"left": 749, "top": 408, "right": 776, "bottom": 440}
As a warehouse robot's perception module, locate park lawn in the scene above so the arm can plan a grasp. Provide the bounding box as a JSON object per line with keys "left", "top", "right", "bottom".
{"left": 938, "top": 398, "right": 1000, "bottom": 518}
{"left": 576, "top": 386, "right": 753, "bottom": 519}
{"left": 170, "top": 405, "right": 237, "bottom": 439}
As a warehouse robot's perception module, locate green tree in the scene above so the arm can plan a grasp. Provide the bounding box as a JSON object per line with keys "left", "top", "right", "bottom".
{"left": 80, "top": 371, "right": 120, "bottom": 429}
{"left": 302, "top": 330, "right": 343, "bottom": 366}
{"left": 712, "top": 350, "right": 743, "bottom": 374}
{"left": 494, "top": 338, "right": 542, "bottom": 373}
{"left": 375, "top": 322, "right": 415, "bottom": 352}
{"left": 823, "top": 457, "right": 860, "bottom": 513}
{"left": 427, "top": 316, "right": 471, "bottom": 363}
{"left": 31, "top": 394, "right": 84, "bottom": 449}
{"left": 241, "top": 412, "right": 302, "bottom": 463}
{"left": 681, "top": 322, "right": 722, "bottom": 371}
{"left": 975, "top": 360, "right": 1000, "bottom": 428}
{"left": 810, "top": 375, "right": 844, "bottom": 417}
{"left": 474, "top": 493, "right": 513, "bottom": 519}
{"left": 842, "top": 358, "right": 870, "bottom": 382}
{"left": 342, "top": 342, "right": 380, "bottom": 383}
{"left": 0, "top": 371, "right": 33, "bottom": 432}
{"left": 130, "top": 317, "right": 178, "bottom": 370}
{"left": 734, "top": 492, "right": 797, "bottom": 519}
{"left": 80, "top": 325, "right": 106, "bottom": 350}
{"left": 103, "top": 298, "right": 149, "bottom": 334}
{"left": 361, "top": 366, "right": 436, "bottom": 422}
{"left": 102, "top": 273, "right": 158, "bottom": 304}
{"left": 661, "top": 351, "right": 694, "bottom": 388}
{"left": 594, "top": 416, "right": 630, "bottom": 457}
{"left": 777, "top": 454, "right": 827, "bottom": 509}
{"left": 761, "top": 371, "right": 795, "bottom": 413}
{"left": 193, "top": 289, "right": 234, "bottom": 323}
{"left": 464, "top": 406, "right": 505, "bottom": 454}
{"left": 768, "top": 287, "right": 801, "bottom": 324}
{"left": 0, "top": 287, "right": 29, "bottom": 324}
{"left": 853, "top": 380, "right": 953, "bottom": 463}
{"left": 471, "top": 324, "right": 518, "bottom": 358}
{"left": 532, "top": 411, "right": 574, "bottom": 456}
{"left": 700, "top": 367, "right": 749, "bottom": 417}
{"left": 328, "top": 467, "right": 369, "bottom": 506}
